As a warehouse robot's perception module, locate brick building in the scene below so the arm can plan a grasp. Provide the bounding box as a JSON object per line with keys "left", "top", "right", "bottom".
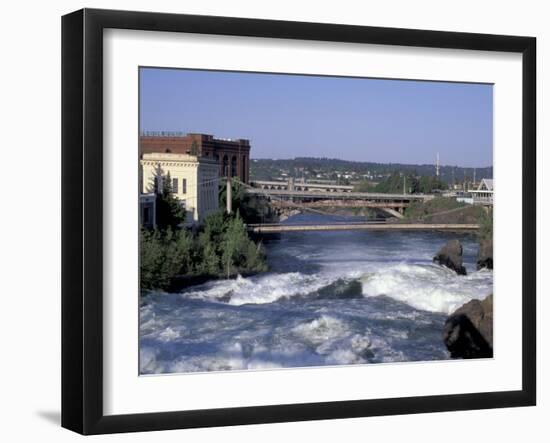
{"left": 140, "top": 133, "right": 251, "bottom": 183}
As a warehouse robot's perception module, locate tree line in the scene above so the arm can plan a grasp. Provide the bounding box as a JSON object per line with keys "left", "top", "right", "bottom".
{"left": 354, "top": 172, "right": 448, "bottom": 194}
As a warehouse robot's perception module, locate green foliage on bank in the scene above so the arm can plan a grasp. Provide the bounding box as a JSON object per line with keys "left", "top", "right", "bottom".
{"left": 403, "top": 197, "right": 492, "bottom": 230}
{"left": 477, "top": 207, "right": 493, "bottom": 242}
{"left": 353, "top": 181, "right": 377, "bottom": 192}
{"left": 219, "top": 181, "right": 278, "bottom": 223}
{"left": 140, "top": 171, "right": 269, "bottom": 291}
{"left": 155, "top": 172, "right": 186, "bottom": 230}
{"left": 140, "top": 227, "right": 194, "bottom": 290}
{"left": 140, "top": 211, "right": 268, "bottom": 291}
{"left": 354, "top": 172, "right": 448, "bottom": 194}
{"left": 404, "top": 197, "right": 467, "bottom": 220}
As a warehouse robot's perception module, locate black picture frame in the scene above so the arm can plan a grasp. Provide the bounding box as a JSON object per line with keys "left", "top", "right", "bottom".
{"left": 61, "top": 8, "right": 536, "bottom": 435}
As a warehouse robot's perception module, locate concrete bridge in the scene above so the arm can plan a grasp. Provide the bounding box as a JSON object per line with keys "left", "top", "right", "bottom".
{"left": 246, "top": 187, "right": 432, "bottom": 202}
{"left": 246, "top": 187, "right": 433, "bottom": 219}
{"left": 247, "top": 222, "right": 480, "bottom": 234}
{"left": 268, "top": 199, "right": 408, "bottom": 219}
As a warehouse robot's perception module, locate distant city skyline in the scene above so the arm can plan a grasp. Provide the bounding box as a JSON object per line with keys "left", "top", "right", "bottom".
{"left": 140, "top": 68, "right": 493, "bottom": 168}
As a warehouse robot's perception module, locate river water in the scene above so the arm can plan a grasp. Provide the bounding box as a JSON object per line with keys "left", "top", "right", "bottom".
{"left": 140, "top": 214, "right": 493, "bottom": 374}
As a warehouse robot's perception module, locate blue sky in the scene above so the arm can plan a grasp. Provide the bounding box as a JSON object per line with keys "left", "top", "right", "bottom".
{"left": 139, "top": 68, "right": 493, "bottom": 167}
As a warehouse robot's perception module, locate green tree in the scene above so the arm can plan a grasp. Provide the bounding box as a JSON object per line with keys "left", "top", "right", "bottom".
{"left": 140, "top": 228, "right": 164, "bottom": 290}
{"left": 156, "top": 172, "right": 186, "bottom": 230}
{"left": 244, "top": 240, "right": 267, "bottom": 273}
{"left": 195, "top": 240, "right": 220, "bottom": 276}
{"left": 478, "top": 207, "right": 493, "bottom": 242}
{"left": 417, "top": 175, "right": 448, "bottom": 193}
{"left": 202, "top": 211, "right": 227, "bottom": 245}
{"left": 140, "top": 228, "right": 195, "bottom": 290}
{"left": 221, "top": 214, "right": 249, "bottom": 277}
{"left": 374, "top": 172, "right": 405, "bottom": 194}
{"left": 140, "top": 210, "right": 268, "bottom": 290}
{"left": 407, "top": 175, "right": 421, "bottom": 194}
{"left": 218, "top": 180, "right": 242, "bottom": 216}
{"left": 219, "top": 180, "right": 276, "bottom": 223}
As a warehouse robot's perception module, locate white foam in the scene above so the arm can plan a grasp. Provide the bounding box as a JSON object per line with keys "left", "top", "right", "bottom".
{"left": 291, "top": 315, "right": 349, "bottom": 346}
{"left": 139, "top": 229, "right": 492, "bottom": 374}
{"left": 178, "top": 261, "right": 492, "bottom": 315}
{"left": 361, "top": 263, "right": 492, "bottom": 314}
{"left": 182, "top": 272, "right": 338, "bottom": 305}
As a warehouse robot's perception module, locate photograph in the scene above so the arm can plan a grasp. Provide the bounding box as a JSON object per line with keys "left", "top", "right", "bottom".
{"left": 138, "top": 67, "right": 494, "bottom": 375}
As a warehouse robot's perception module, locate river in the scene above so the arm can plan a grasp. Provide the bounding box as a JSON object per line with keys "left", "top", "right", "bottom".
{"left": 140, "top": 213, "right": 493, "bottom": 374}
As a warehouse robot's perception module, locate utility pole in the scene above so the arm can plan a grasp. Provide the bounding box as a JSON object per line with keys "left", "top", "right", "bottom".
{"left": 436, "top": 152, "right": 440, "bottom": 177}
{"left": 403, "top": 174, "right": 406, "bottom": 195}
{"left": 226, "top": 174, "right": 232, "bottom": 214}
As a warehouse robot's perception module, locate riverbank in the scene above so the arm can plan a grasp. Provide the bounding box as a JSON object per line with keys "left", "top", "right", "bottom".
{"left": 403, "top": 197, "right": 493, "bottom": 268}
{"left": 402, "top": 197, "right": 490, "bottom": 227}
{"left": 431, "top": 235, "right": 493, "bottom": 359}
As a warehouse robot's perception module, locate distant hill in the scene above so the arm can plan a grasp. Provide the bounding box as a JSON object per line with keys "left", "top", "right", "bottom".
{"left": 250, "top": 157, "right": 492, "bottom": 185}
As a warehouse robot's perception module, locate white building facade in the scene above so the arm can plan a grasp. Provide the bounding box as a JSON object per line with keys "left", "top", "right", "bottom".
{"left": 140, "top": 153, "right": 219, "bottom": 224}
{"left": 469, "top": 178, "right": 494, "bottom": 205}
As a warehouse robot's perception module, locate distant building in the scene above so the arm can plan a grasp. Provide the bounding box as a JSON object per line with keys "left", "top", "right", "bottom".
{"left": 140, "top": 153, "right": 219, "bottom": 224}
{"left": 252, "top": 178, "right": 354, "bottom": 193}
{"left": 464, "top": 178, "right": 494, "bottom": 205}
{"left": 140, "top": 133, "right": 251, "bottom": 183}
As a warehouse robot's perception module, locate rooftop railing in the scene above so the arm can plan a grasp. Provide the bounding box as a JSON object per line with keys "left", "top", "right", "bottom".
{"left": 140, "top": 131, "right": 187, "bottom": 137}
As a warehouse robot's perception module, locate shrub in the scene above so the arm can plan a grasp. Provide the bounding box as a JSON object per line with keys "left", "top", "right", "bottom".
{"left": 140, "top": 227, "right": 194, "bottom": 290}
{"left": 140, "top": 211, "right": 268, "bottom": 290}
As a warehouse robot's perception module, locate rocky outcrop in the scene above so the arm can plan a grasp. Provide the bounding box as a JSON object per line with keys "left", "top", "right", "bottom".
{"left": 477, "top": 238, "right": 493, "bottom": 270}
{"left": 433, "top": 239, "right": 467, "bottom": 275}
{"left": 443, "top": 294, "right": 493, "bottom": 359}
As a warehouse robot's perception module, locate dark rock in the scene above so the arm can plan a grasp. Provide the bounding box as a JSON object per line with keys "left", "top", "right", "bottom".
{"left": 300, "top": 278, "right": 364, "bottom": 301}
{"left": 477, "top": 238, "right": 493, "bottom": 270}
{"left": 433, "top": 239, "right": 467, "bottom": 275}
{"left": 443, "top": 294, "right": 493, "bottom": 359}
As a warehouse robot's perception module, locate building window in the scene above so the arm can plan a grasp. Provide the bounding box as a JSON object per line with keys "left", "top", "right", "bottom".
{"left": 222, "top": 155, "right": 229, "bottom": 176}
{"left": 231, "top": 155, "right": 237, "bottom": 177}
{"left": 172, "top": 178, "right": 178, "bottom": 193}
{"left": 182, "top": 178, "right": 187, "bottom": 194}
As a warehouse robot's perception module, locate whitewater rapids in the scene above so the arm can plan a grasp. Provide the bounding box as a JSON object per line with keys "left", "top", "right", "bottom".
{"left": 140, "top": 214, "right": 493, "bottom": 374}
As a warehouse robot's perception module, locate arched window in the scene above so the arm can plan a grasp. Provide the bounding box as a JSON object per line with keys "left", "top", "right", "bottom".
{"left": 222, "top": 155, "right": 229, "bottom": 177}
{"left": 231, "top": 156, "right": 237, "bottom": 177}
